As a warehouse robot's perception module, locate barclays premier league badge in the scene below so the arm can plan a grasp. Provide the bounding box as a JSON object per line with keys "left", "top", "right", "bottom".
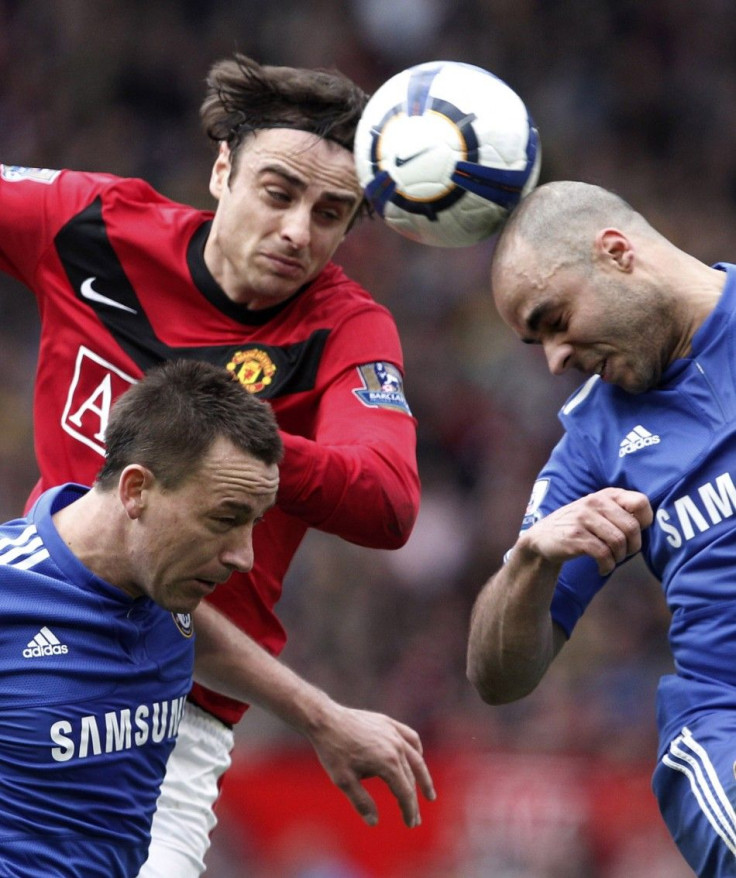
{"left": 1, "top": 165, "right": 61, "bottom": 184}
{"left": 353, "top": 362, "right": 412, "bottom": 415}
{"left": 522, "top": 478, "right": 550, "bottom": 529}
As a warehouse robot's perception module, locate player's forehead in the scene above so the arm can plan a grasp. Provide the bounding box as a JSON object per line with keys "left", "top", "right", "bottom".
{"left": 492, "top": 247, "right": 545, "bottom": 325}
{"left": 240, "top": 128, "right": 362, "bottom": 200}
{"left": 183, "top": 437, "right": 279, "bottom": 506}
{"left": 492, "top": 240, "right": 574, "bottom": 335}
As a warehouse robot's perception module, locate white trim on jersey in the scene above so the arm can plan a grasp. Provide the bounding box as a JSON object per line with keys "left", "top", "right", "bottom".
{"left": 0, "top": 524, "right": 50, "bottom": 569}
{"left": 662, "top": 726, "right": 736, "bottom": 856}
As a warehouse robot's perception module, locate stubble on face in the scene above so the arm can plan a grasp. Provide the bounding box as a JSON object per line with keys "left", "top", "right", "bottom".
{"left": 493, "top": 246, "right": 678, "bottom": 394}
{"left": 127, "top": 440, "right": 279, "bottom": 612}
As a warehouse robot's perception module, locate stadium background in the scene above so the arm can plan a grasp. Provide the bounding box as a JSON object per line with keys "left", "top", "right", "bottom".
{"left": 1, "top": 2, "right": 732, "bottom": 875}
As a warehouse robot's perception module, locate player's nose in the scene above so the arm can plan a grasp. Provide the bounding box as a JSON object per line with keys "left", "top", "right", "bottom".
{"left": 543, "top": 338, "right": 573, "bottom": 375}
{"left": 281, "top": 206, "right": 311, "bottom": 250}
{"left": 220, "top": 532, "right": 255, "bottom": 574}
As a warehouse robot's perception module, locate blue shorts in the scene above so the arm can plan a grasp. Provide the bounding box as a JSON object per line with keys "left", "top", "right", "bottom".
{"left": 653, "top": 713, "right": 736, "bottom": 876}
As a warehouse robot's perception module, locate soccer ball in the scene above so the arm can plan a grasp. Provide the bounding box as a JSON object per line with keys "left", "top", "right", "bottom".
{"left": 354, "top": 61, "right": 541, "bottom": 248}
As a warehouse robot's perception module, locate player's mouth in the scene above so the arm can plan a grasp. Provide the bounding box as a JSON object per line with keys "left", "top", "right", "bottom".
{"left": 593, "top": 359, "right": 608, "bottom": 380}
{"left": 193, "top": 578, "right": 220, "bottom": 595}
{"left": 262, "top": 251, "right": 305, "bottom": 278}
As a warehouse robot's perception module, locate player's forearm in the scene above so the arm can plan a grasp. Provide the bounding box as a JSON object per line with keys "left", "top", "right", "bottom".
{"left": 191, "top": 601, "right": 336, "bottom": 736}
{"left": 466, "top": 542, "right": 564, "bottom": 704}
{"left": 277, "top": 431, "right": 420, "bottom": 548}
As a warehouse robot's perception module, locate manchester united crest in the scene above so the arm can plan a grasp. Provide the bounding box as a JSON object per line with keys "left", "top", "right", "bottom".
{"left": 226, "top": 348, "right": 276, "bottom": 394}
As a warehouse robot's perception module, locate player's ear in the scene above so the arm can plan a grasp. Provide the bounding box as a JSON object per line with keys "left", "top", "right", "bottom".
{"left": 118, "top": 465, "right": 154, "bottom": 520}
{"left": 209, "top": 142, "right": 232, "bottom": 200}
{"left": 596, "top": 228, "right": 634, "bottom": 272}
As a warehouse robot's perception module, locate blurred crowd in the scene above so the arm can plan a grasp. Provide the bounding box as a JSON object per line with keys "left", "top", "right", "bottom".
{"left": 2, "top": 1, "right": 735, "bottom": 874}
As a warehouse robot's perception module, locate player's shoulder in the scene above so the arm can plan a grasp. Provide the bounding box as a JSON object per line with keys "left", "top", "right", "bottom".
{"left": 91, "top": 173, "right": 184, "bottom": 208}
{"left": 557, "top": 375, "right": 635, "bottom": 436}
{"left": 62, "top": 172, "right": 206, "bottom": 235}
{"left": 0, "top": 515, "right": 33, "bottom": 545}
{"left": 558, "top": 375, "right": 602, "bottom": 421}
{"left": 0, "top": 165, "right": 169, "bottom": 213}
{"left": 1, "top": 164, "right": 120, "bottom": 192}
{"left": 306, "top": 261, "right": 394, "bottom": 318}
{"left": 53, "top": 168, "right": 186, "bottom": 208}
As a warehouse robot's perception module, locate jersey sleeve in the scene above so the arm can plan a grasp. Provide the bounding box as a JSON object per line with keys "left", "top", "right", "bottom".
{"left": 518, "top": 429, "right": 611, "bottom": 637}
{"left": 0, "top": 165, "right": 112, "bottom": 285}
{"left": 276, "top": 304, "right": 420, "bottom": 549}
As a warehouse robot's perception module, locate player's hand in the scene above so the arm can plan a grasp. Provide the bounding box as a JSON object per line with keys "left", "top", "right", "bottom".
{"left": 521, "top": 487, "right": 652, "bottom": 576}
{"left": 305, "top": 703, "right": 436, "bottom": 828}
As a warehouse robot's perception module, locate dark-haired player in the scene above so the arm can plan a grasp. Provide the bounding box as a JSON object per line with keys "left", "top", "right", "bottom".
{"left": 0, "top": 53, "right": 432, "bottom": 877}
{"left": 0, "top": 359, "right": 281, "bottom": 877}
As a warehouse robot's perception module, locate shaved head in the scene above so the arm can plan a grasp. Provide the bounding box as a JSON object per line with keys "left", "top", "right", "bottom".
{"left": 491, "top": 181, "right": 660, "bottom": 321}
{"left": 487, "top": 180, "right": 724, "bottom": 394}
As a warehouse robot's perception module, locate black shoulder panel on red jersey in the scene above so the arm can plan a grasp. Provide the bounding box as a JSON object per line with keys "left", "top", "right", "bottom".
{"left": 55, "top": 196, "right": 167, "bottom": 370}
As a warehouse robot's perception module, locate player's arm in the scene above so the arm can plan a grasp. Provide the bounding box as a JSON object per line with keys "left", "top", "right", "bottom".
{"left": 274, "top": 304, "right": 419, "bottom": 549}
{"left": 277, "top": 400, "right": 419, "bottom": 549}
{"left": 467, "top": 487, "right": 652, "bottom": 704}
{"left": 192, "top": 600, "right": 436, "bottom": 827}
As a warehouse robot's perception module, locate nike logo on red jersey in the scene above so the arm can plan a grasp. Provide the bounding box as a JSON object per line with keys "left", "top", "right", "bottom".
{"left": 80, "top": 277, "right": 137, "bottom": 314}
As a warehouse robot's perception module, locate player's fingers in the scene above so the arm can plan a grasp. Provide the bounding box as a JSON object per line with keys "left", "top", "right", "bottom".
{"left": 575, "top": 491, "right": 647, "bottom": 570}
{"left": 376, "top": 752, "right": 420, "bottom": 827}
{"left": 337, "top": 774, "right": 379, "bottom": 827}
{"left": 403, "top": 740, "right": 437, "bottom": 802}
{"left": 389, "top": 718, "right": 424, "bottom": 754}
{"left": 590, "top": 521, "right": 638, "bottom": 573}
{"left": 385, "top": 719, "right": 436, "bottom": 804}
{"left": 606, "top": 498, "right": 650, "bottom": 558}
{"left": 615, "top": 489, "right": 653, "bottom": 528}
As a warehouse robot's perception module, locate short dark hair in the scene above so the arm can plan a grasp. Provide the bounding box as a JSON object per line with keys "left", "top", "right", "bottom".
{"left": 95, "top": 360, "right": 283, "bottom": 490}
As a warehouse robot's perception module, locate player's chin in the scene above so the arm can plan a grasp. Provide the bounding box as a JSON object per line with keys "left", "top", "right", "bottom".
{"left": 619, "top": 370, "right": 656, "bottom": 395}
{"left": 168, "top": 580, "right": 218, "bottom": 613}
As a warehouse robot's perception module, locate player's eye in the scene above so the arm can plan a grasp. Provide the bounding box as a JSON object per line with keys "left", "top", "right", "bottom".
{"left": 318, "top": 209, "right": 342, "bottom": 223}
{"left": 265, "top": 186, "right": 291, "bottom": 204}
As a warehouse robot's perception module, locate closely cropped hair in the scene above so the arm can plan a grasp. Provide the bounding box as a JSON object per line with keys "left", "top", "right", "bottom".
{"left": 200, "top": 53, "right": 368, "bottom": 154}
{"left": 96, "top": 360, "right": 283, "bottom": 490}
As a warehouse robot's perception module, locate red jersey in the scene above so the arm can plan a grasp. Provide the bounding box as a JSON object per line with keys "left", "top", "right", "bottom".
{"left": 0, "top": 165, "right": 420, "bottom": 725}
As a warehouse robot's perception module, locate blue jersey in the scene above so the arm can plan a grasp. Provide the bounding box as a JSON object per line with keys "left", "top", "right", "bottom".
{"left": 520, "top": 261, "right": 736, "bottom": 750}
{"left": 0, "top": 484, "right": 194, "bottom": 877}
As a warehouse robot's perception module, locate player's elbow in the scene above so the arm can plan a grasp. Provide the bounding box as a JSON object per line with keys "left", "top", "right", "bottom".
{"left": 384, "top": 494, "right": 420, "bottom": 547}
{"left": 466, "top": 649, "right": 540, "bottom": 706}
{"left": 466, "top": 663, "right": 508, "bottom": 706}
{"left": 360, "top": 478, "right": 420, "bottom": 549}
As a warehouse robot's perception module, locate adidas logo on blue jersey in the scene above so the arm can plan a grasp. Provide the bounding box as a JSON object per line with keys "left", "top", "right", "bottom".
{"left": 23, "top": 626, "right": 69, "bottom": 658}
{"left": 619, "top": 425, "right": 661, "bottom": 458}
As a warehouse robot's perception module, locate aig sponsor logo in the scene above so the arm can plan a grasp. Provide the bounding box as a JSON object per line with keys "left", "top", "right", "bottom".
{"left": 61, "top": 346, "right": 137, "bottom": 456}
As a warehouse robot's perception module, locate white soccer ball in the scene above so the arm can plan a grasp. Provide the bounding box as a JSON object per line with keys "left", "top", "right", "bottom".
{"left": 354, "top": 61, "right": 541, "bottom": 248}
